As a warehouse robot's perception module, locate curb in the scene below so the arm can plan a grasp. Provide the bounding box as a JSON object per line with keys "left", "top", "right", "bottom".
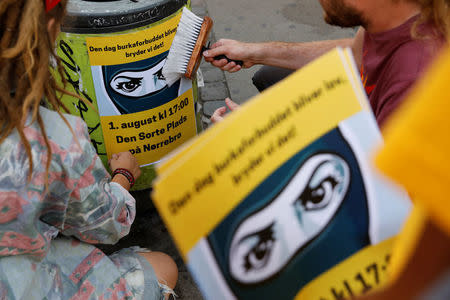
{"left": 191, "top": 0, "right": 231, "bottom": 130}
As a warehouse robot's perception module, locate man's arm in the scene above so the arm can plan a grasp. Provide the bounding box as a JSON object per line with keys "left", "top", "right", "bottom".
{"left": 251, "top": 39, "right": 353, "bottom": 69}
{"left": 203, "top": 27, "right": 364, "bottom": 72}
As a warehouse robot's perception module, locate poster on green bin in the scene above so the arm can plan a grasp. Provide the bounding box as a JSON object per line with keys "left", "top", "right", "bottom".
{"left": 55, "top": 3, "right": 202, "bottom": 190}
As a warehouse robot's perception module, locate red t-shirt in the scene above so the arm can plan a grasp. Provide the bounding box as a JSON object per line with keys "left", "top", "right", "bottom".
{"left": 361, "top": 15, "right": 445, "bottom": 127}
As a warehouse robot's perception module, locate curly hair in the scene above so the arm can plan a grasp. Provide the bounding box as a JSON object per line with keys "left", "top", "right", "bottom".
{"left": 413, "top": 0, "right": 450, "bottom": 38}
{"left": 0, "top": 0, "right": 72, "bottom": 185}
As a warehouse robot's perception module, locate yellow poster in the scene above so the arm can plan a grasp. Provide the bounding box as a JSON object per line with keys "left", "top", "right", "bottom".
{"left": 86, "top": 9, "right": 198, "bottom": 168}
{"left": 296, "top": 238, "right": 394, "bottom": 300}
{"left": 86, "top": 13, "right": 180, "bottom": 66}
{"left": 152, "top": 48, "right": 411, "bottom": 300}
{"left": 100, "top": 90, "right": 196, "bottom": 165}
{"left": 154, "top": 49, "right": 364, "bottom": 256}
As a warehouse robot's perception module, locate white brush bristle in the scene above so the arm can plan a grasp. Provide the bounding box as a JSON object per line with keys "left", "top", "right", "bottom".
{"left": 163, "top": 7, "right": 204, "bottom": 86}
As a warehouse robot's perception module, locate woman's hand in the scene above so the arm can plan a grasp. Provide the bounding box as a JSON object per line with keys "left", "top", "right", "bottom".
{"left": 109, "top": 151, "right": 141, "bottom": 190}
{"left": 210, "top": 98, "right": 240, "bottom": 123}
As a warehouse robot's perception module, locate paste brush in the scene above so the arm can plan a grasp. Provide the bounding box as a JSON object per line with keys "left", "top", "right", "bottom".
{"left": 163, "top": 7, "right": 243, "bottom": 86}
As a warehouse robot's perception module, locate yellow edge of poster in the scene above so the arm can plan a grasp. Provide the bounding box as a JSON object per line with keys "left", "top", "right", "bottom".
{"left": 295, "top": 237, "right": 395, "bottom": 300}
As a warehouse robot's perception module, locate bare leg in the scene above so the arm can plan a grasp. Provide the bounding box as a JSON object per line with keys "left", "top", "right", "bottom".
{"left": 138, "top": 251, "right": 178, "bottom": 299}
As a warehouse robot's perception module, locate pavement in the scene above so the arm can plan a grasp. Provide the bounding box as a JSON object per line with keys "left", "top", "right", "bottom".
{"left": 100, "top": 0, "right": 356, "bottom": 299}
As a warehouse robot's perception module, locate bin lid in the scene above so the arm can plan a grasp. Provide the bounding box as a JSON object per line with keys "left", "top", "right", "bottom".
{"left": 61, "top": 0, "right": 187, "bottom": 33}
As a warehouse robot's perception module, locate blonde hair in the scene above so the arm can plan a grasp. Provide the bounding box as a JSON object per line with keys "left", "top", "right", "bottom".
{"left": 0, "top": 0, "right": 72, "bottom": 185}
{"left": 413, "top": 0, "right": 450, "bottom": 38}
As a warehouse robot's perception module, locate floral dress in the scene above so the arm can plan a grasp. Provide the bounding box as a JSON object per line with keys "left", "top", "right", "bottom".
{"left": 0, "top": 107, "right": 164, "bottom": 299}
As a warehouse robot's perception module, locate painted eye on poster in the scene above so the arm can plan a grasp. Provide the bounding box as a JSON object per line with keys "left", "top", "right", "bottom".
{"left": 95, "top": 55, "right": 185, "bottom": 116}
{"left": 228, "top": 153, "right": 350, "bottom": 284}
{"left": 109, "top": 58, "right": 167, "bottom": 97}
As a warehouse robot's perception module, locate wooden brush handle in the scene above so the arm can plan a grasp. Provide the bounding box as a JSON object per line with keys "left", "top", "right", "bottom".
{"left": 185, "top": 16, "right": 213, "bottom": 79}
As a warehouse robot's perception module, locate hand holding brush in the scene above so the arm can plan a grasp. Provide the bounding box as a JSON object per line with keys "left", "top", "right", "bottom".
{"left": 162, "top": 7, "right": 244, "bottom": 86}
{"left": 203, "top": 39, "right": 259, "bottom": 73}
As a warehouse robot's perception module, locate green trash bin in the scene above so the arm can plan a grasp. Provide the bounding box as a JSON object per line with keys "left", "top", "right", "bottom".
{"left": 55, "top": 0, "right": 202, "bottom": 190}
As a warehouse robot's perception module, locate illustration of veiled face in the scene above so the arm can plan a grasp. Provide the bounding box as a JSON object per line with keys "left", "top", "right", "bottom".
{"left": 109, "top": 58, "right": 167, "bottom": 98}
{"left": 228, "top": 153, "right": 350, "bottom": 284}
{"left": 102, "top": 53, "right": 181, "bottom": 114}
{"left": 204, "top": 128, "right": 371, "bottom": 299}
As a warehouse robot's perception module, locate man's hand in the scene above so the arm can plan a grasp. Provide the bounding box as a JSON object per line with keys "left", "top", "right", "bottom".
{"left": 203, "top": 39, "right": 257, "bottom": 72}
{"left": 210, "top": 98, "right": 240, "bottom": 123}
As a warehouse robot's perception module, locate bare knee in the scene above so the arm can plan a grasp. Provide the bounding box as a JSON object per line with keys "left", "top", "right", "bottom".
{"left": 138, "top": 251, "right": 178, "bottom": 290}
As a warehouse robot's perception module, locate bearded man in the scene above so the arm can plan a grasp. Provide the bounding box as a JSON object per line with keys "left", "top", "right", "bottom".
{"left": 204, "top": 0, "right": 447, "bottom": 126}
